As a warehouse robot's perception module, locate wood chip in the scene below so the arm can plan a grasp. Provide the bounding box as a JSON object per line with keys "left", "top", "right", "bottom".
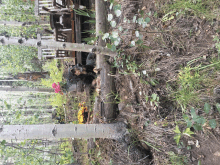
{"left": 142, "top": 6, "right": 146, "bottom": 10}
{"left": 196, "top": 140, "right": 200, "bottom": 148}
{"left": 214, "top": 151, "right": 220, "bottom": 156}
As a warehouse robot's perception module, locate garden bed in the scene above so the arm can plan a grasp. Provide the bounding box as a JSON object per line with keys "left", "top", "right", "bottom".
{"left": 60, "top": 0, "right": 220, "bottom": 164}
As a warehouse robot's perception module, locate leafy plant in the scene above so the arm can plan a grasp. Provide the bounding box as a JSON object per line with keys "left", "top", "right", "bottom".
{"left": 161, "top": 0, "right": 220, "bottom": 20}
{"left": 174, "top": 125, "right": 194, "bottom": 145}
{"left": 214, "top": 36, "right": 220, "bottom": 54}
{"left": 183, "top": 104, "right": 218, "bottom": 131}
{"left": 72, "top": 8, "right": 95, "bottom": 18}
{"left": 41, "top": 60, "right": 63, "bottom": 87}
{"left": 59, "top": 139, "right": 75, "bottom": 164}
{"left": 146, "top": 93, "right": 159, "bottom": 107}
{"left": 175, "top": 66, "right": 203, "bottom": 110}
{"left": 168, "top": 151, "right": 188, "bottom": 165}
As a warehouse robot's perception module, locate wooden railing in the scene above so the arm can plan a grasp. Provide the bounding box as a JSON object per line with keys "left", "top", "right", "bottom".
{"left": 34, "top": 0, "right": 65, "bottom": 15}
{"left": 37, "top": 34, "right": 71, "bottom": 59}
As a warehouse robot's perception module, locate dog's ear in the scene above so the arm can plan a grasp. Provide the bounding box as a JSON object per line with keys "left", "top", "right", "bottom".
{"left": 93, "top": 67, "right": 102, "bottom": 74}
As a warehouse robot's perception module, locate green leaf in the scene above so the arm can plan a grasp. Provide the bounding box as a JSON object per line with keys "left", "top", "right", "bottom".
{"left": 133, "top": 16, "right": 137, "bottom": 23}
{"left": 110, "top": 21, "right": 116, "bottom": 27}
{"left": 145, "top": 95, "right": 149, "bottom": 102}
{"left": 174, "top": 125, "right": 181, "bottom": 134}
{"left": 198, "top": 160, "right": 201, "bottom": 165}
{"left": 182, "top": 114, "right": 189, "bottom": 121}
{"left": 204, "top": 103, "right": 211, "bottom": 114}
{"left": 209, "top": 119, "right": 217, "bottom": 129}
{"left": 111, "top": 45, "right": 116, "bottom": 51}
{"left": 174, "top": 134, "right": 181, "bottom": 145}
{"left": 183, "top": 128, "right": 194, "bottom": 137}
{"left": 118, "top": 26, "right": 123, "bottom": 32}
{"left": 97, "top": 150, "right": 101, "bottom": 157}
{"left": 137, "top": 18, "right": 143, "bottom": 25}
{"left": 140, "top": 10, "right": 144, "bottom": 16}
{"left": 112, "top": 31, "right": 119, "bottom": 38}
{"left": 136, "top": 39, "right": 143, "bottom": 45}
{"left": 135, "top": 31, "right": 140, "bottom": 37}
{"left": 193, "top": 124, "right": 203, "bottom": 131}
{"left": 114, "top": 39, "right": 120, "bottom": 46}
{"left": 115, "top": 10, "right": 121, "bottom": 17}
{"left": 216, "top": 103, "right": 220, "bottom": 113}
{"left": 151, "top": 93, "right": 157, "bottom": 101}
{"left": 195, "top": 117, "right": 206, "bottom": 125}
{"left": 187, "top": 146, "right": 191, "bottom": 150}
{"left": 16, "top": 114, "right": 21, "bottom": 119}
{"left": 190, "top": 107, "right": 197, "bottom": 120}
{"left": 102, "top": 33, "right": 109, "bottom": 40}
{"left": 1, "top": 140, "right": 6, "bottom": 145}
{"left": 107, "top": 14, "right": 113, "bottom": 21}
{"left": 145, "top": 121, "right": 150, "bottom": 127}
{"left": 131, "top": 41, "right": 135, "bottom": 47}
{"left": 107, "top": 43, "right": 112, "bottom": 49}
{"left": 187, "top": 121, "right": 192, "bottom": 128}
{"left": 113, "top": 4, "right": 121, "bottom": 11}
{"left": 145, "top": 17, "right": 150, "bottom": 23}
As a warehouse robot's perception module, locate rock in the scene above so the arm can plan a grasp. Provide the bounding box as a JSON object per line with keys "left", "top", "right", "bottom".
{"left": 118, "top": 103, "right": 126, "bottom": 111}
{"left": 188, "top": 140, "right": 195, "bottom": 145}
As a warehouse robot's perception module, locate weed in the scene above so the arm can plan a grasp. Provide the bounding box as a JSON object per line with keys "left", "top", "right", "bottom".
{"left": 173, "top": 125, "right": 194, "bottom": 145}
{"left": 183, "top": 103, "right": 218, "bottom": 131}
{"left": 49, "top": 94, "right": 66, "bottom": 108}
{"left": 82, "top": 36, "right": 98, "bottom": 45}
{"left": 72, "top": 8, "right": 95, "bottom": 18}
{"left": 168, "top": 151, "right": 188, "bottom": 165}
{"left": 59, "top": 139, "right": 75, "bottom": 164}
{"left": 41, "top": 60, "right": 66, "bottom": 108}
{"left": 106, "top": 91, "right": 121, "bottom": 104}
{"left": 146, "top": 93, "right": 159, "bottom": 107}
{"left": 41, "top": 60, "right": 63, "bottom": 87}
{"left": 174, "top": 66, "right": 203, "bottom": 110}
{"left": 214, "top": 36, "right": 220, "bottom": 54}
{"left": 161, "top": 0, "right": 220, "bottom": 20}
{"left": 141, "top": 140, "right": 161, "bottom": 152}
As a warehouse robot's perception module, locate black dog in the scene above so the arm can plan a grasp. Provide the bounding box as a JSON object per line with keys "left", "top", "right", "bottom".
{"left": 70, "top": 53, "right": 96, "bottom": 86}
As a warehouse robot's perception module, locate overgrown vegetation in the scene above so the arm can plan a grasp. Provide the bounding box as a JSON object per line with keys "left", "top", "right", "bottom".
{"left": 41, "top": 60, "right": 66, "bottom": 108}
{"left": 160, "top": 0, "right": 220, "bottom": 20}
{"left": 1, "top": 0, "right": 220, "bottom": 164}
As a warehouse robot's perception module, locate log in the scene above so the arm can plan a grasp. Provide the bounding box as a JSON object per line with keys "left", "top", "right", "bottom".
{"left": 95, "top": 0, "right": 116, "bottom": 121}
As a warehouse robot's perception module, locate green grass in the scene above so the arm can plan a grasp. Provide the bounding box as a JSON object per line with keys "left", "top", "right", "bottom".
{"left": 161, "top": 0, "right": 220, "bottom": 20}
{"left": 174, "top": 66, "right": 203, "bottom": 110}
{"left": 168, "top": 151, "right": 188, "bottom": 165}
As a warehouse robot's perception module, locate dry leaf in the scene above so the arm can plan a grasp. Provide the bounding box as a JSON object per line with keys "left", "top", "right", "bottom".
{"left": 142, "top": 6, "right": 146, "bottom": 10}
{"left": 196, "top": 140, "right": 200, "bottom": 148}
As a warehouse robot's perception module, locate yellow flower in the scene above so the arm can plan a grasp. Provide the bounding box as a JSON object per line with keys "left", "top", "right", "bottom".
{"left": 78, "top": 110, "right": 82, "bottom": 115}
{"left": 78, "top": 114, "right": 84, "bottom": 124}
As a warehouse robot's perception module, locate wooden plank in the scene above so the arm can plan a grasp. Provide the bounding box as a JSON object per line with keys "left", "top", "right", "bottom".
{"left": 71, "top": 12, "right": 76, "bottom": 60}
{"left": 34, "top": 0, "right": 39, "bottom": 15}
{"left": 74, "top": 0, "right": 82, "bottom": 64}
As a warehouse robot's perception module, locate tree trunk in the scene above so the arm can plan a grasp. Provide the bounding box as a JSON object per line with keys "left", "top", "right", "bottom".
{"left": 0, "top": 36, "right": 116, "bottom": 57}
{"left": 13, "top": 72, "right": 49, "bottom": 81}
{"left": 95, "top": 0, "right": 117, "bottom": 121}
{"left": 0, "top": 20, "right": 35, "bottom": 26}
{"left": 0, "top": 86, "right": 54, "bottom": 93}
{"left": 0, "top": 123, "right": 127, "bottom": 140}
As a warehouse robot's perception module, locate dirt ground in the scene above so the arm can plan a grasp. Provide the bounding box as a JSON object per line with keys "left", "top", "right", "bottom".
{"left": 63, "top": 0, "right": 220, "bottom": 164}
